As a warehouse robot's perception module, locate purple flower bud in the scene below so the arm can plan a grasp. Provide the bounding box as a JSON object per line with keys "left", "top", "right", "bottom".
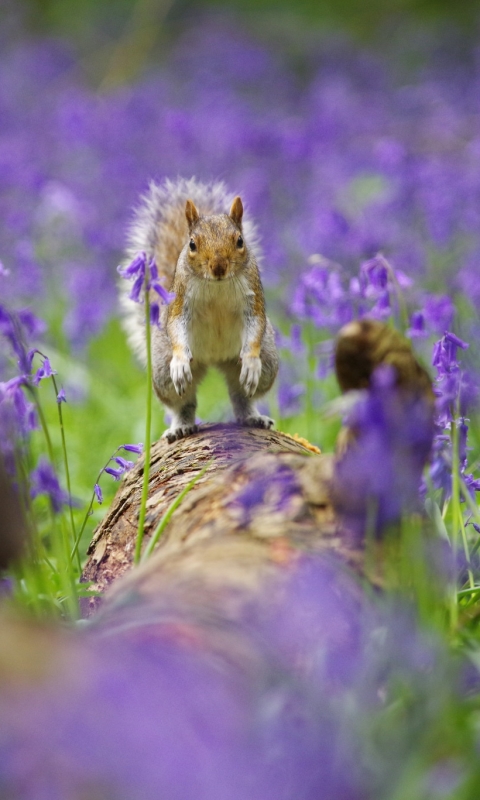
{"left": 104, "top": 466, "right": 125, "bottom": 481}
{"left": 57, "top": 388, "right": 67, "bottom": 403}
{"left": 114, "top": 456, "right": 134, "bottom": 470}
{"left": 117, "top": 252, "right": 147, "bottom": 279}
{"left": 94, "top": 483, "right": 103, "bottom": 504}
{"left": 150, "top": 302, "right": 160, "bottom": 327}
{"left": 33, "top": 357, "right": 57, "bottom": 385}
{"left": 42, "top": 357, "right": 55, "bottom": 378}
{"left": 149, "top": 259, "right": 158, "bottom": 280}
{"left": 122, "top": 443, "right": 143, "bottom": 454}
{"left": 407, "top": 311, "right": 426, "bottom": 338}
{"left": 129, "top": 273, "right": 146, "bottom": 303}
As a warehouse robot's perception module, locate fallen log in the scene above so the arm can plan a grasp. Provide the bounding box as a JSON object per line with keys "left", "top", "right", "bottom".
{"left": 82, "top": 319, "right": 435, "bottom": 618}
{"left": 81, "top": 425, "right": 365, "bottom": 617}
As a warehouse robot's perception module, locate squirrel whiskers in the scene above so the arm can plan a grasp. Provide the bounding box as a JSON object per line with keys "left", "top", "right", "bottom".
{"left": 121, "top": 178, "right": 279, "bottom": 442}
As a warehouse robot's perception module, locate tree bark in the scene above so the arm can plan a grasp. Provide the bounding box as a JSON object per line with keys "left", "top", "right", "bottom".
{"left": 81, "top": 423, "right": 365, "bottom": 618}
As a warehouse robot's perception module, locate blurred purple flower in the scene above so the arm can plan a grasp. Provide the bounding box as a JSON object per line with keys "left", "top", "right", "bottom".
{"left": 30, "top": 458, "right": 69, "bottom": 512}
{"left": 360, "top": 255, "right": 388, "bottom": 291}
{"left": 231, "top": 464, "right": 298, "bottom": 525}
{"left": 278, "top": 382, "right": 305, "bottom": 417}
{"left": 0, "top": 555, "right": 469, "bottom": 799}
{"left": 335, "top": 365, "right": 435, "bottom": 528}
{"left": 407, "top": 310, "right": 426, "bottom": 339}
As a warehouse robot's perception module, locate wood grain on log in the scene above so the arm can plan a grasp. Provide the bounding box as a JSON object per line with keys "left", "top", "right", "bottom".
{"left": 82, "top": 424, "right": 364, "bottom": 617}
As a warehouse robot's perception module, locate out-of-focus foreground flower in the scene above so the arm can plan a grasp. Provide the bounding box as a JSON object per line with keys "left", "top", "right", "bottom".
{"left": 0, "top": 557, "right": 475, "bottom": 800}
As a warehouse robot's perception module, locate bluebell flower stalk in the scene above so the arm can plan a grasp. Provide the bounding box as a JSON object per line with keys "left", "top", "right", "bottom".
{"left": 71, "top": 443, "right": 143, "bottom": 563}
{"left": 118, "top": 252, "right": 174, "bottom": 563}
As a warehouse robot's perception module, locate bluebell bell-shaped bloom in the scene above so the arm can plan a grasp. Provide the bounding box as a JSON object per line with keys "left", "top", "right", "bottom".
{"left": 33, "top": 356, "right": 57, "bottom": 385}
{"left": 122, "top": 443, "right": 143, "bottom": 454}
{"left": 407, "top": 311, "right": 426, "bottom": 339}
{"left": 117, "top": 252, "right": 146, "bottom": 280}
{"left": 104, "top": 466, "right": 126, "bottom": 481}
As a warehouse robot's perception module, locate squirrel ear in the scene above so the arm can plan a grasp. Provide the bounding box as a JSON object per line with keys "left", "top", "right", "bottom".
{"left": 185, "top": 199, "right": 200, "bottom": 231}
{"left": 229, "top": 196, "right": 243, "bottom": 227}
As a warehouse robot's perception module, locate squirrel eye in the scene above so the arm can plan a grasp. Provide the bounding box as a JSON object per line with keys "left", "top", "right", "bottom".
{"left": 236, "top": 236, "right": 244, "bottom": 249}
{"left": 189, "top": 240, "right": 196, "bottom": 252}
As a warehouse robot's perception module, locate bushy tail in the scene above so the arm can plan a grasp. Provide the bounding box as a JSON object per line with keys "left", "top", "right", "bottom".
{"left": 119, "top": 177, "right": 261, "bottom": 364}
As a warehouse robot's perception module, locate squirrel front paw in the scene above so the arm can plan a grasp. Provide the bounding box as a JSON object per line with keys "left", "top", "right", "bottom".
{"left": 170, "top": 355, "right": 192, "bottom": 396}
{"left": 240, "top": 355, "right": 262, "bottom": 397}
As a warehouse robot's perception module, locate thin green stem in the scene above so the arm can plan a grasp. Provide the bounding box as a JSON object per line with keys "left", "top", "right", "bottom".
{"left": 134, "top": 287, "right": 153, "bottom": 564}
{"left": 142, "top": 461, "right": 212, "bottom": 562}
{"left": 71, "top": 445, "right": 128, "bottom": 562}
{"left": 28, "top": 384, "right": 55, "bottom": 465}
{"left": 451, "top": 419, "right": 474, "bottom": 589}
{"left": 50, "top": 374, "right": 80, "bottom": 571}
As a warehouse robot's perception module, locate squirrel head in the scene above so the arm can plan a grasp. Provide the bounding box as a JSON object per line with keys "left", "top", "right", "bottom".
{"left": 184, "top": 197, "right": 247, "bottom": 281}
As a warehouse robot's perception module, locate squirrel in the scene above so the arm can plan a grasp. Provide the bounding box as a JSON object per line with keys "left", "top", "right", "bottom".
{"left": 121, "top": 177, "right": 279, "bottom": 443}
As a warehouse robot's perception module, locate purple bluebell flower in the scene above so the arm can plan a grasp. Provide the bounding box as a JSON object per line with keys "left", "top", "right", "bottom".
{"left": 94, "top": 483, "right": 103, "bottom": 504}
{"left": 114, "top": 457, "right": 134, "bottom": 470}
{"left": 117, "top": 252, "right": 147, "bottom": 280}
{"left": 30, "top": 459, "right": 69, "bottom": 512}
{"left": 149, "top": 259, "right": 159, "bottom": 280}
{"left": 150, "top": 302, "right": 160, "bottom": 327}
{"left": 104, "top": 466, "right": 125, "bottom": 481}
{"left": 129, "top": 273, "right": 146, "bottom": 303}
{"left": 360, "top": 255, "right": 389, "bottom": 291}
{"left": 57, "top": 388, "right": 67, "bottom": 403}
{"left": 33, "top": 356, "right": 57, "bottom": 386}
{"left": 122, "top": 443, "right": 143, "bottom": 454}
{"left": 152, "top": 282, "right": 175, "bottom": 305}
{"left": 407, "top": 311, "right": 426, "bottom": 338}
{"left": 0, "top": 377, "right": 37, "bottom": 437}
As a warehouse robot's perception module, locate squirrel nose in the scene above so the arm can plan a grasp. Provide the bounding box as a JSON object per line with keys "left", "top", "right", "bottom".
{"left": 211, "top": 259, "right": 227, "bottom": 279}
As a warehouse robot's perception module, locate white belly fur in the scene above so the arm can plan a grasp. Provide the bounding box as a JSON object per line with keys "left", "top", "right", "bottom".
{"left": 186, "top": 276, "right": 249, "bottom": 364}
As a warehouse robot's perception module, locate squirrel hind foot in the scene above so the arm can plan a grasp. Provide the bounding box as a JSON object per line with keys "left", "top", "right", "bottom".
{"left": 162, "top": 423, "right": 199, "bottom": 444}
{"left": 238, "top": 414, "right": 275, "bottom": 430}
